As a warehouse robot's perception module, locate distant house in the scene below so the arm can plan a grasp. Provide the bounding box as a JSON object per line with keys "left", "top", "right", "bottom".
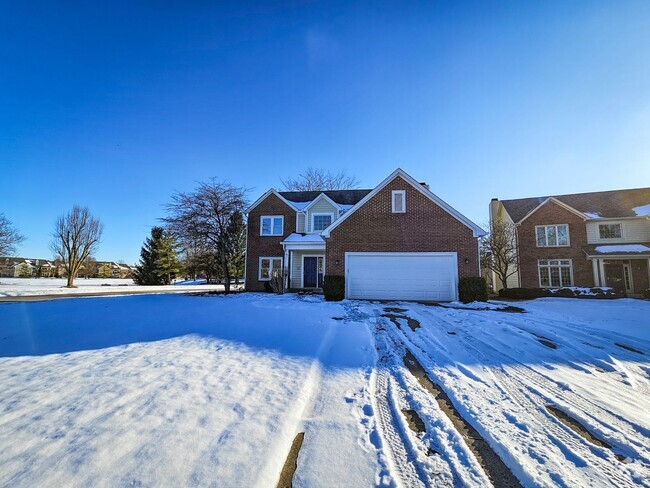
{"left": 490, "top": 187, "right": 650, "bottom": 295}
{"left": 96, "top": 261, "right": 134, "bottom": 279}
{"left": 0, "top": 257, "right": 57, "bottom": 278}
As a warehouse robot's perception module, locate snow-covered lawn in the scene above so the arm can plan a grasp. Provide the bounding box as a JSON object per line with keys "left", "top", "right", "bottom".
{"left": 0, "top": 277, "right": 228, "bottom": 297}
{"left": 0, "top": 294, "right": 648, "bottom": 486}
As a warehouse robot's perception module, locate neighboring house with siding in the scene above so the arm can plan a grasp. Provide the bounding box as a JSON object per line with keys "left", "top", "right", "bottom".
{"left": 489, "top": 187, "right": 650, "bottom": 295}
{"left": 245, "top": 168, "right": 485, "bottom": 301}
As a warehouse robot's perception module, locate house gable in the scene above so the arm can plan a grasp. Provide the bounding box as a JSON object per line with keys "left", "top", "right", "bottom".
{"left": 322, "top": 168, "right": 485, "bottom": 238}
{"left": 517, "top": 197, "right": 586, "bottom": 224}
{"left": 325, "top": 174, "right": 481, "bottom": 279}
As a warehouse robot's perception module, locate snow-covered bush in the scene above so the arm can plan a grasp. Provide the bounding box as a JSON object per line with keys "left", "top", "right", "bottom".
{"left": 458, "top": 277, "right": 488, "bottom": 303}
{"left": 323, "top": 275, "right": 345, "bottom": 301}
{"left": 499, "top": 287, "right": 623, "bottom": 300}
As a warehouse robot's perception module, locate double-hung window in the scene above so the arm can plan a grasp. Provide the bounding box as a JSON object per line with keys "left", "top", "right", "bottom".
{"left": 598, "top": 223, "right": 622, "bottom": 239}
{"left": 260, "top": 216, "right": 283, "bottom": 236}
{"left": 259, "top": 257, "right": 282, "bottom": 281}
{"left": 392, "top": 190, "right": 406, "bottom": 213}
{"left": 535, "top": 224, "right": 569, "bottom": 247}
{"left": 538, "top": 259, "right": 573, "bottom": 287}
{"left": 311, "top": 213, "right": 333, "bottom": 232}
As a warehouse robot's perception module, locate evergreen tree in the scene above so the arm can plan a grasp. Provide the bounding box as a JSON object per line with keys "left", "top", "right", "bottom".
{"left": 155, "top": 231, "right": 181, "bottom": 285}
{"left": 133, "top": 227, "right": 181, "bottom": 285}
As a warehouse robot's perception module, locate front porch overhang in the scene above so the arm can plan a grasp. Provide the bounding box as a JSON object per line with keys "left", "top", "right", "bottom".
{"left": 281, "top": 233, "right": 326, "bottom": 252}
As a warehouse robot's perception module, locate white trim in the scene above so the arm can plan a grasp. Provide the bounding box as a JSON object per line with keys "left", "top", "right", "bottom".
{"left": 518, "top": 197, "right": 586, "bottom": 224}
{"left": 300, "top": 254, "right": 326, "bottom": 289}
{"left": 247, "top": 189, "right": 299, "bottom": 213}
{"left": 344, "top": 251, "right": 459, "bottom": 301}
{"left": 623, "top": 262, "right": 633, "bottom": 293}
{"left": 302, "top": 193, "right": 342, "bottom": 213}
{"left": 258, "top": 256, "right": 283, "bottom": 281}
{"left": 260, "top": 215, "right": 284, "bottom": 236}
{"left": 391, "top": 190, "right": 406, "bottom": 213}
{"left": 322, "top": 168, "right": 485, "bottom": 238}
{"left": 537, "top": 258, "right": 574, "bottom": 288}
{"left": 592, "top": 258, "right": 600, "bottom": 286}
{"left": 311, "top": 212, "right": 334, "bottom": 233}
{"left": 534, "top": 224, "right": 570, "bottom": 247}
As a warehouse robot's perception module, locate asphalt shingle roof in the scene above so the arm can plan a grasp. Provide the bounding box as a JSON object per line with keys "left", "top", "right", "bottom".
{"left": 279, "top": 189, "right": 372, "bottom": 206}
{"left": 501, "top": 187, "right": 650, "bottom": 222}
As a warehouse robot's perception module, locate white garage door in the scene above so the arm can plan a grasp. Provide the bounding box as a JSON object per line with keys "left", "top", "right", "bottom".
{"left": 346, "top": 252, "right": 458, "bottom": 301}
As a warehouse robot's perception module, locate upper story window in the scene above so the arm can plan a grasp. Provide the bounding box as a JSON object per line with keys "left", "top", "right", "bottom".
{"left": 260, "top": 216, "right": 283, "bottom": 236}
{"left": 598, "top": 223, "right": 622, "bottom": 239}
{"left": 392, "top": 190, "right": 406, "bottom": 213}
{"left": 312, "top": 213, "right": 333, "bottom": 232}
{"left": 535, "top": 224, "right": 569, "bottom": 247}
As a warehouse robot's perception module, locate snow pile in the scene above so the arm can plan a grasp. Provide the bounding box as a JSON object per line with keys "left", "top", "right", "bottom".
{"left": 595, "top": 244, "right": 650, "bottom": 253}
{"left": 633, "top": 203, "right": 650, "bottom": 217}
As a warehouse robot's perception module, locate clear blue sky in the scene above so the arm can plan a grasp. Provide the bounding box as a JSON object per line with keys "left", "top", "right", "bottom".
{"left": 2, "top": 1, "right": 649, "bottom": 263}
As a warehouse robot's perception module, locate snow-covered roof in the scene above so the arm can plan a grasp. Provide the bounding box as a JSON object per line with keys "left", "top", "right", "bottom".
{"left": 633, "top": 203, "right": 650, "bottom": 217}
{"left": 595, "top": 244, "right": 650, "bottom": 253}
{"left": 583, "top": 212, "right": 601, "bottom": 219}
{"left": 281, "top": 233, "right": 325, "bottom": 244}
{"left": 288, "top": 201, "right": 311, "bottom": 210}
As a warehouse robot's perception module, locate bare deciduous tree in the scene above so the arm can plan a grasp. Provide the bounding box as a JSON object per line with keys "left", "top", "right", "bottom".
{"left": 51, "top": 206, "right": 103, "bottom": 288}
{"left": 163, "top": 180, "right": 249, "bottom": 293}
{"left": 0, "top": 213, "right": 25, "bottom": 255}
{"left": 480, "top": 220, "right": 518, "bottom": 290}
{"left": 281, "top": 167, "right": 360, "bottom": 191}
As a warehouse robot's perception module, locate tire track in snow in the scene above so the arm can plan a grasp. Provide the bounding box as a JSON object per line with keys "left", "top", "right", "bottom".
{"left": 401, "top": 305, "right": 647, "bottom": 486}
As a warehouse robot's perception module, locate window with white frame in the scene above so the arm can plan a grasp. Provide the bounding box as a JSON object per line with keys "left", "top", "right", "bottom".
{"left": 260, "top": 216, "right": 284, "bottom": 236}
{"left": 598, "top": 223, "right": 622, "bottom": 239}
{"left": 535, "top": 224, "right": 569, "bottom": 247}
{"left": 538, "top": 259, "right": 573, "bottom": 287}
{"left": 258, "top": 257, "right": 282, "bottom": 281}
{"left": 392, "top": 190, "right": 406, "bottom": 213}
{"left": 311, "top": 213, "right": 333, "bottom": 232}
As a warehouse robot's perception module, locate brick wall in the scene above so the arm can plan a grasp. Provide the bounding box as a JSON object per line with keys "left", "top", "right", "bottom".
{"left": 245, "top": 194, "right": 295, "bottom": 292}
{"left": 516, "top": 201, "right": 594, "bottom": 287}
{"left": 325, "top": 176, "right": 479, "bottom": 279}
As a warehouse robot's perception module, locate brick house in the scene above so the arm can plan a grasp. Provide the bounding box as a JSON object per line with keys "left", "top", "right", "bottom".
{"left": 245, "top": 168, "right": 485, "bottom": 301}
{"left": 490, "top": 187, "right": 650, "bottom": 295}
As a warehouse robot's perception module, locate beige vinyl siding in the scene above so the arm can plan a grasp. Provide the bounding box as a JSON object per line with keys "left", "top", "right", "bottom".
{"left": 289, "top": 251, "right": 325, "bottom": 288}
{"left": 290, "top": 251, "right": 308, "bottom": 288}
{"left": 586, "top": 218, "right": 650, "bottom": 244}
{"left": 307, "top": 199, "right": 338, "bottom": 232}
{"left": 297, "top": 213, "right": 306, "bottom": 233}
{"left": 489, "top": 200, "right": 520, "bottom": 290}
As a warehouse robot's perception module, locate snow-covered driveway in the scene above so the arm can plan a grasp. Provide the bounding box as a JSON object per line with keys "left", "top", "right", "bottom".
{"left": 358, "top": 298, "right": 650, "bottom": 487}
{"left": 0, "top": 294, "right": 648, "bottom": 487}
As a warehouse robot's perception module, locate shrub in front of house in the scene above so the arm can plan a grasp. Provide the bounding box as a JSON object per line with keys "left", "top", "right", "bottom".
{"left": 458, "top": 277, "right": 488, "bottom": 303}
{"left": 499, "top": 287, "right": 624, "bottom": 300}
{"left": 498, "top": 288, "right": 549, "bottom": 299}
{"left": 641, "top": 288, "right": 650, "bottom": 300}
{"left": 323, "top": 275, "right": 345, "bottom": 301}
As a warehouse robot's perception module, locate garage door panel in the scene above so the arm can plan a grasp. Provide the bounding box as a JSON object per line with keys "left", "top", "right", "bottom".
{"left": 346, "top": 253, "right": 457, "bottom": 301}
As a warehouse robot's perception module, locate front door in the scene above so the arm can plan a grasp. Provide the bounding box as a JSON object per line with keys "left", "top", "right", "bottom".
{"left": 303, "top": 257, "right": 324, "bottom": 288}
{"left": 604, "top": 262, "right": 625, "bottom": 292}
